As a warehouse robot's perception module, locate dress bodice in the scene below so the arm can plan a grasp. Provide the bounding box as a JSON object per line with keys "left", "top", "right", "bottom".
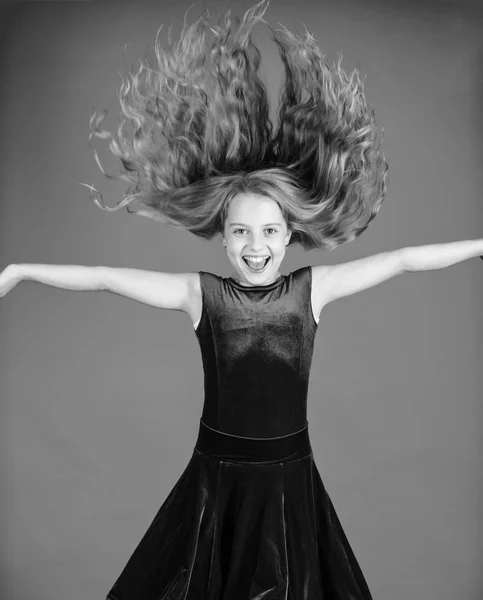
{"left": 194, "top": 266, "right": 318, "bottom": 438}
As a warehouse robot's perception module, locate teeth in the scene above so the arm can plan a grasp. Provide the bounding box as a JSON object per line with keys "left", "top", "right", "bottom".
{"left": 244, "top": 256, "right": 269, "bottom": 263}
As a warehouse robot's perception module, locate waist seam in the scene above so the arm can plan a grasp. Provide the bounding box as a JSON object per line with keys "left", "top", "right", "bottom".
{"left": 199, "top": 419, "right": 308, "bottom": 440}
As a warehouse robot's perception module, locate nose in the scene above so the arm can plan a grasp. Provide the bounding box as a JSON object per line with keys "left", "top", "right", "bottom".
{"left": 247, "top": 233, "right": 266, "bottom": 252}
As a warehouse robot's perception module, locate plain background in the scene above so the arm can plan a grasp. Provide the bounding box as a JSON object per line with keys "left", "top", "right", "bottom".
{"left": 0, "top": 0, "right": 482, "bottom": 598}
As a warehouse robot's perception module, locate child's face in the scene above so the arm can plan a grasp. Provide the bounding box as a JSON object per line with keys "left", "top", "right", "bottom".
{"left": 223, "top": 193, "right": 291, "bottom": 285}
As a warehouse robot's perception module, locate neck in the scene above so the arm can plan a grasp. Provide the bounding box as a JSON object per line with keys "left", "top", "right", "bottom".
{"left": 231, "top": 272, "right": 282, "bottom": 286}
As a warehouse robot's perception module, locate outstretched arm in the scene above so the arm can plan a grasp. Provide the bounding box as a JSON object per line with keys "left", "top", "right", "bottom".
{"left": 313, "top": 238, "right": 483, "bottom": 305}
{"left": 403, "top": 239, "right": 483, "bottom": 271}
{"left": 0, "top": 263, "right": 196, "bottom": 312}
{"left": 0, "top": 263, "right": 105, "bottom": 298}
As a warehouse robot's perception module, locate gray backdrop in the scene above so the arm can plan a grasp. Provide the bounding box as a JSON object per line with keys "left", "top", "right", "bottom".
{"left": 0, "top": 0, "right": 482, "bottom": 598}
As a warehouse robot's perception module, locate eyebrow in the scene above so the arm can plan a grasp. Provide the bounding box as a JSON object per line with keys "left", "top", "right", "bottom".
{"left": 229, "top": 222, "right": 282, "bottom": 227}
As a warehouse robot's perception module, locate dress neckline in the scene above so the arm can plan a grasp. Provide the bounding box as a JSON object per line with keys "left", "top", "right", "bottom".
{"left": 225, "top": 273, "right": 285, "bottom": 291}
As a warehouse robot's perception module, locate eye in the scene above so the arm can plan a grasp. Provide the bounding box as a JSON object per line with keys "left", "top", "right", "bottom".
{"left": 231, "top": 227, "right": 277, "bottom": 235}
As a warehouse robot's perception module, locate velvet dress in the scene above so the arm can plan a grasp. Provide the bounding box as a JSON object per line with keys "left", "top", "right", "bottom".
{"left": 106, "top": 265, "right": 373, "bottom": 600}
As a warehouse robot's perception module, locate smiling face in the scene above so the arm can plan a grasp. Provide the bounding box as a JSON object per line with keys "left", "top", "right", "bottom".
{"left": 222, "top": 193, "right": 292, "bottom": 285}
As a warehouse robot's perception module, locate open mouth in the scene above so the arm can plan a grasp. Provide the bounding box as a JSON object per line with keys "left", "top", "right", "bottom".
{"left": 242, "top": 256, "right": 271, "bottom": 272}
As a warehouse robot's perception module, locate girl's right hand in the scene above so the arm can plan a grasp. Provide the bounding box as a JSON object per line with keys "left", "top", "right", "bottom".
{"left": 0, "top": 265, "right": 22, "bottom": 299}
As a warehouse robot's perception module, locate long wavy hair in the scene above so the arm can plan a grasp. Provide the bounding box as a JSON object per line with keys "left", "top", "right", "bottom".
{"left": 83, "top": 0, "right": 388, "bottom": 251}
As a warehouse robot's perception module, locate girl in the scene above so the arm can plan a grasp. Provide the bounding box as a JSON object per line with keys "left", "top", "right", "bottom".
{"left": 0, "top": 1, "right": 481, "bottom": 598}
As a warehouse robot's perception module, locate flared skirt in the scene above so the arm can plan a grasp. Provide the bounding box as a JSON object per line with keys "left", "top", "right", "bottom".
{"left": 106, "top": 419, "right": 373, "bottom": 600}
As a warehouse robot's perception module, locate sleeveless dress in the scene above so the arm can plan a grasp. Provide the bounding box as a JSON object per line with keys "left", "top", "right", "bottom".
{"left": 106, "top": 266, "right": 373, "bottom": 600}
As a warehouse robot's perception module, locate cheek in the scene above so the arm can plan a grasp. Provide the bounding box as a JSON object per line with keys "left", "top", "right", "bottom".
{"left": 227, "top": 240, "right": 242, "bottom": 250}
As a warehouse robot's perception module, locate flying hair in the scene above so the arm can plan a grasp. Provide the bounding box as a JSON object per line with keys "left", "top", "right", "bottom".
{"left": 82, "top": 0, "right": 389, "bottom": 251}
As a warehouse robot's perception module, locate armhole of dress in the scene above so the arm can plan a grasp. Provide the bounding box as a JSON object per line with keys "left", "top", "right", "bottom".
{"left": 192, "top": 271, "right": 205, "bottom": 333}
{"left": 308, "top": 266, "right": 320, "bottom": 327}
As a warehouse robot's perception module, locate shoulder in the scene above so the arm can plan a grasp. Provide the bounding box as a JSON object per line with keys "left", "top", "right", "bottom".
{"left": 184, "top": 271, "right": 223, "bottom": 324}
{"left": 304, "top": 264, "right": 335, "bottom": 311}
{"left": 185, "top": 270, "right": 222, "bottom": 306}
{"left": 187, "top": 270, "right": 222, "bottom": 294}
{"left": 309, "top": 264, "right": 333, "bottom": 284}
{"left": 186, "top": 271, "right": 201, "bottom": 295}
{"left": 291, "top": 264, "right": 332, "bottom": 286}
